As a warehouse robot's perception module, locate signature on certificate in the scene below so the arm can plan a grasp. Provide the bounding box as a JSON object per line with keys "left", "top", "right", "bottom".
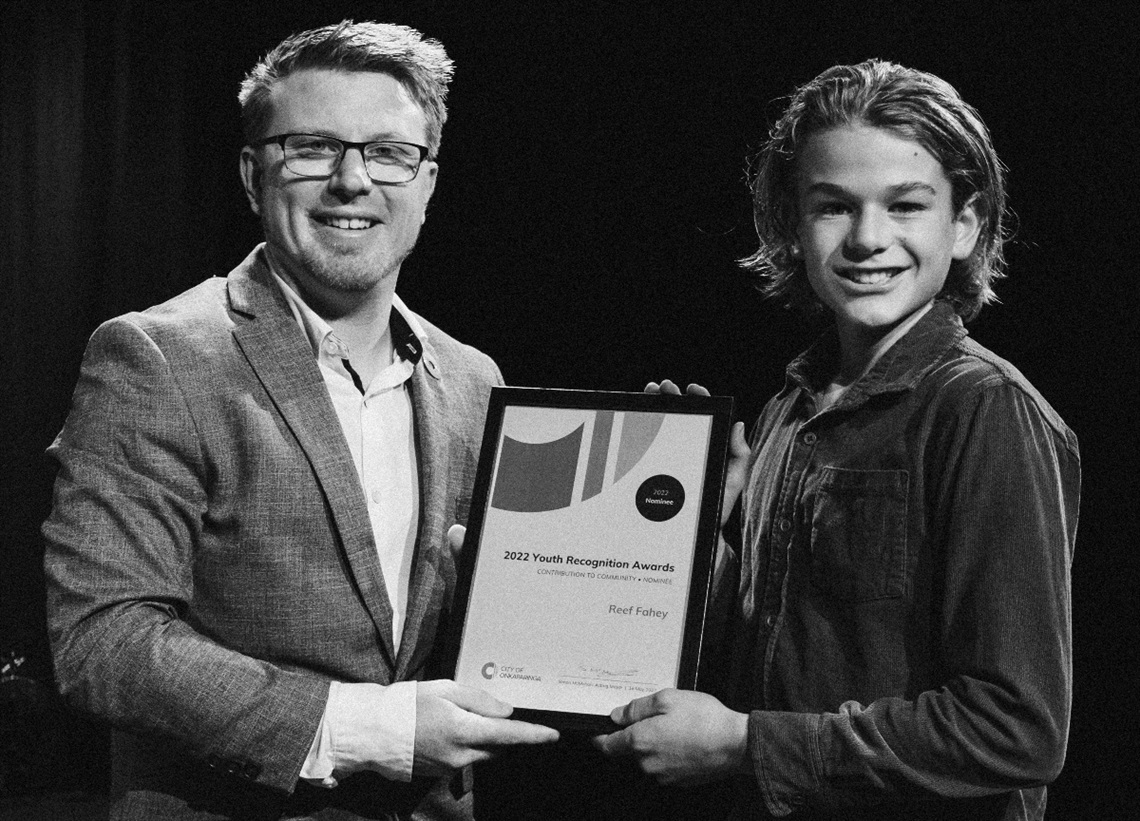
{"left": 574, "top": 665, "right": 640, "bottom": 680}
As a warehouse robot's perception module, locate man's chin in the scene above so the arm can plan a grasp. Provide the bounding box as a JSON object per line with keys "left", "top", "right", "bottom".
{"left": 306, "top": 253, "right": 403, "bottom": 294}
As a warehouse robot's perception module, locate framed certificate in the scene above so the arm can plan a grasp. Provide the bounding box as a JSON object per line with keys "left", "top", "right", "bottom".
{"left": 443, "top": 387, "right": 733, "bottom": 732}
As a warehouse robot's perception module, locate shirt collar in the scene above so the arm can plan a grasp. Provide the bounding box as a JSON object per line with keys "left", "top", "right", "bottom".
{"left": 786, "top": 300, "right": 969, "bottom": 399}
{"left": 267, "top": 265, "right": 427, "bottom": 368}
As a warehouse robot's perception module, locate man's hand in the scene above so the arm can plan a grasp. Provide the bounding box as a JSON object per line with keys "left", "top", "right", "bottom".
{"left": 594, "top": 689, "right": 748, "bottom": 786}
{"left": 413, "top": 680, "right": 559, "bottom": 777}
{"left": 645, "top": 380, "right": 751, "bottom": 525}
{"left": 447, "top": 524, "right": 467, "bottom": 561}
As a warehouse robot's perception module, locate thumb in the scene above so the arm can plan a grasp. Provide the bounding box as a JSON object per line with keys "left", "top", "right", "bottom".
{"left": 729, "top": 420, "right": 749, "bottom": 460}
{"left": 447, "top": 524, "right": 467, "bottom": 563}
{"left": 423, "top": 679, "right": 514, "bottom": 719}
{"left": 720, "top": 421, "right": 750, "bottom": 525}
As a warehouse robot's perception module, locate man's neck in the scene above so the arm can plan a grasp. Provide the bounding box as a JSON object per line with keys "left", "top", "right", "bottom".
{"left": 272, "top": 259, "right": 398, "bottom": 382}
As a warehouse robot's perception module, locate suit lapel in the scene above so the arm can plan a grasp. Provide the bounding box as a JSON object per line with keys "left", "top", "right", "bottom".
{"left": 226, "top": 250, "right": 398, "bottom": 671}
{"left": 396, "top": 341, "right": 448, "bottom": 680}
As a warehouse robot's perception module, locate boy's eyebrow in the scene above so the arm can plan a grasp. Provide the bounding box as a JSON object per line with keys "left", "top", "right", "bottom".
{"left": 803, "top": 181, "right": 940, "bottom": 197}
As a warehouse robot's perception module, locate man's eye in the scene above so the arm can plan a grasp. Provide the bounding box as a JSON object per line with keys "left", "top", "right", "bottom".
{"left": 366, "top": 143, "right": 417, "bottom": 164}
{"left": 290, "top": 137, "right": 340, "bottom": 157}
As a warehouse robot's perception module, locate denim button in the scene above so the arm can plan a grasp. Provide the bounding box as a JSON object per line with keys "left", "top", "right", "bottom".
{"left": 778, "top": 519, "right": 792, "bottom": 533}
{"left": 764, "top": 614, "right": 776, "bottom": 629}
{"left": 803, "top": 432, "right": 817, "bottom": 446}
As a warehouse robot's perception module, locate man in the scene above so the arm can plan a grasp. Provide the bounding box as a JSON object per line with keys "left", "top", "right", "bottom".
{"left": 43, "top": 21, "right": 556, "bottom": 820}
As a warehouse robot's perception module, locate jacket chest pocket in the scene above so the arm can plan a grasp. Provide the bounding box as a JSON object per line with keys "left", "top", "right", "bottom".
{"left": 807, "top": 467, "right": 908, "bottom": 602}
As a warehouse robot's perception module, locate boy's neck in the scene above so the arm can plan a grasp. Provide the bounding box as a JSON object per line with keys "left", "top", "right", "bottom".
{"left": 822, "top": 301, "right": 935, "bottom": 408}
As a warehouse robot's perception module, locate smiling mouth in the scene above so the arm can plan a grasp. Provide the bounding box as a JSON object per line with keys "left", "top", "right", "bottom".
{"left": 318, "top": 216, "right": 378, "bottom": 230}
{"left": 837, "top": 267, "right": 907, "bottom": 286}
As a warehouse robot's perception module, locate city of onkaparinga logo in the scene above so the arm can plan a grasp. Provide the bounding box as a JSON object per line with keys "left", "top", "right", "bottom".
{"left": 482, "top": 664, "right": 542, "bottom": 682}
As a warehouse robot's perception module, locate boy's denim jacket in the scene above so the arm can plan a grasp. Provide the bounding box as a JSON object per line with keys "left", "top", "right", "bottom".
{"left": 721, "top": 301, "right": 1080, "bottom": 820}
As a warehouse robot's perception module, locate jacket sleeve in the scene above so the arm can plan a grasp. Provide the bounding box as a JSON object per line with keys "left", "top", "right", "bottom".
{"left": 747, "top": 380, "right": 1080, "bottom": 816}
{"left": 42, "top": 315, "right": 329, "bottom": 795}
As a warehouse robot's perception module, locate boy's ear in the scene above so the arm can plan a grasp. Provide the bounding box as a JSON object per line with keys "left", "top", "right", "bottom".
{"left": 239, "top": 147, "right": 262, "bottom": 215}
{"left": 952, "top": 195, "right": 983, "bottom": 260}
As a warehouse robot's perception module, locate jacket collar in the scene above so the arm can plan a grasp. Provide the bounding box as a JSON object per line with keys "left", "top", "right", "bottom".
{"left": 786, "top": 300, "right": 969, "bottom": 401}
{"left": 228, "top": 245, "right": 444, "bottom": 382}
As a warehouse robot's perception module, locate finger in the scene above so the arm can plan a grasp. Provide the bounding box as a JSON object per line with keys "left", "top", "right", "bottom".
{"left": 684, "top": 384, "right": 710, "bottom": 396}
{"left": 475, "top": 716, "right": 560, "bottom": 746}
{"left": 609, "top": 693, "right": 666, "bottom": 726}
{"left": 658, "top": 379, "right": 681, "bottom": 395}
{"left": 643, "top": 381, "right": 662, "bottom": 394}
{"left": 729, "top": 421, "right": 750, "bottom": 458}
{"left": 447, "top": 524, "right": 466, "bottom": 562}
{"left": 594, "top": 728, "right": 634, "bottom": 757}
{"left": 422, "top": 680, "right": 513, "bottom": 719}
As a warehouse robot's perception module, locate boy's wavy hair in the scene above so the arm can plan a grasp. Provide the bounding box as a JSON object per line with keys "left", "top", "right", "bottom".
{"left": 238, "top": 20, "right": 454, "bottom": 160}
{"left": 741, "top": 59, "right": 1008, "bottom": 321}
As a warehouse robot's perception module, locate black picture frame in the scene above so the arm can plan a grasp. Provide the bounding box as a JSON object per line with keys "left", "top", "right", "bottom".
{"left": 442, "top": 387, "right": 733, "bottom": 732}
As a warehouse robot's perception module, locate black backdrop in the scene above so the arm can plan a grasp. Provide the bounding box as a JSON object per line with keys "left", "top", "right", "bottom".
{"left": 3, "top": 1, "right": 1137, "bottom": 816}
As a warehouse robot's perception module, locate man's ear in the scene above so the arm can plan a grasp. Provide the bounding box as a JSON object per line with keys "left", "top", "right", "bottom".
{"left": 420, "top": 161, "right": 438, "bottom": 225}
{"left": 952, "top": 195, "right": 983, "bottom": 260}
{"left": 239, "top": 146, "right": 262, "bottom": 215}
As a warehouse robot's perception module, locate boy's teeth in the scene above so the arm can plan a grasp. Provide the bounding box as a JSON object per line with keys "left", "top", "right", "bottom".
{"left": 846, "top": 269, "right": 894, "bottom": 285}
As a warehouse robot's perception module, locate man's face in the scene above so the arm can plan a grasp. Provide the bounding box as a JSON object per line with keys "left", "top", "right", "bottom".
{"left": 795, "top": 124, "right": 979, "bottom": 346}
{"left": 240, "top": 69, "right": 437, "bottom": 307}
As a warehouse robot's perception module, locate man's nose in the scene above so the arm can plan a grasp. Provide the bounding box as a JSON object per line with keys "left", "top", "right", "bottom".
{"left": 328, "top": 146, "right": 374, "bottom": 198}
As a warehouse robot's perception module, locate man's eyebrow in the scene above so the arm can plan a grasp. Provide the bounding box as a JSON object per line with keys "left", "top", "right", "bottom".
{"left": 291, "top": 129, "right": 409, "bottom": 141}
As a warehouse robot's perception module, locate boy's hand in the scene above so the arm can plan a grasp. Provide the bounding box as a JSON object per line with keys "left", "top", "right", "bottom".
{"left": 594, "top": 689, "right": 748, "bottom": 785}
{"left": 413, "top": 680, "right": 559, "bottom": 777}
{"left": 645, "top": 380, "right": 751, "bottom": 525}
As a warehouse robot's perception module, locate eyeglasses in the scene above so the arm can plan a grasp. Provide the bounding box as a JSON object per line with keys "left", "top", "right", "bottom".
{"left": 249, "top": 134, "right": 429, "bottom": 185}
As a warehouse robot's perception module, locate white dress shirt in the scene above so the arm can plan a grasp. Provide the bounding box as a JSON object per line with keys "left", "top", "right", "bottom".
{"left": 270, "top": 270, "right": 425, "bottom": 785}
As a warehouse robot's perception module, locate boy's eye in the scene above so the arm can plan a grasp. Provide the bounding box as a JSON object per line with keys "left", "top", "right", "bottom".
{"left": 813, "top": 201, "right": 850, "bottom": 216}
{"left": 891, "top": 200, "right": 928, "bottom": 213}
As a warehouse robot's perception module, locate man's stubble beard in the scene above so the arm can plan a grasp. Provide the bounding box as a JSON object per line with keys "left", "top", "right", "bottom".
{"left": 296, "top": 226, "right": 421, "bottom": 295}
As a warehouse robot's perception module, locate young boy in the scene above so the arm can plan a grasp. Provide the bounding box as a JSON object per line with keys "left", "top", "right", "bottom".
{"left": 597, "top": 59, "right": 1080, "bottom": 821}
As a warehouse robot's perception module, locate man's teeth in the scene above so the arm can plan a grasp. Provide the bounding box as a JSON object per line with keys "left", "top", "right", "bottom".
{"left": 323, "top": 217, "right": 374, "bottom": 230}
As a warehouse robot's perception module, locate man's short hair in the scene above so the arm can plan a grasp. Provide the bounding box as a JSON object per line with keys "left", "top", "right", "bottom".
{"left": 238, "top": 20, "right": 454, "bottom": 159}
{"left": 741, "top": 59, "right": 1008, "bottom": 321}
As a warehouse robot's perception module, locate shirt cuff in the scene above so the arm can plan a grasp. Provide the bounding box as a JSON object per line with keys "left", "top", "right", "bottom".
{"left": 749, "top": 709, "right": 824, "bottom": 816}
{"left": 301, "top": 680, "right": 418, "bottom": 787}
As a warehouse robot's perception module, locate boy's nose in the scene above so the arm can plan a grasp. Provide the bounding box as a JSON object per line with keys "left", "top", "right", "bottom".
{"left": 845, "top": 209, "right": 890, "bottom": 257}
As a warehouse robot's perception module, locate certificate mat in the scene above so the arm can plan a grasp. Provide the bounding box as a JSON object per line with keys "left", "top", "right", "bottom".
{"left": 445, "top": 388, "right": 732, "bottom": 730}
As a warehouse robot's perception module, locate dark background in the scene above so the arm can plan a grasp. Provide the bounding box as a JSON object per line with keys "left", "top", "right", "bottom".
{"left": 2, "top": 1, "right": 1136, "bottom": 817}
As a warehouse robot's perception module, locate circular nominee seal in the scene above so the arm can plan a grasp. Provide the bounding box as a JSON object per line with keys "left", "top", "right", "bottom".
{"left": 635, "top": 474, "right": 685, "bottom": 522}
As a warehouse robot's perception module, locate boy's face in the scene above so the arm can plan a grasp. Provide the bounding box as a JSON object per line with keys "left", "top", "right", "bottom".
{"left": 795, "top": 124, "right": 980, "bottom": 345}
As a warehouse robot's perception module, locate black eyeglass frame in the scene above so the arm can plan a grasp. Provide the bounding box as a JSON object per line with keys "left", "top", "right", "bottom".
{"left": 248, "top": 133, "right": 430, "bottom": 185}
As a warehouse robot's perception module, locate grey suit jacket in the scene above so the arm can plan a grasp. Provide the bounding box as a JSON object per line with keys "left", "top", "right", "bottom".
{"left": 43, "top": 246, "right": 502, "bottom": 820}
